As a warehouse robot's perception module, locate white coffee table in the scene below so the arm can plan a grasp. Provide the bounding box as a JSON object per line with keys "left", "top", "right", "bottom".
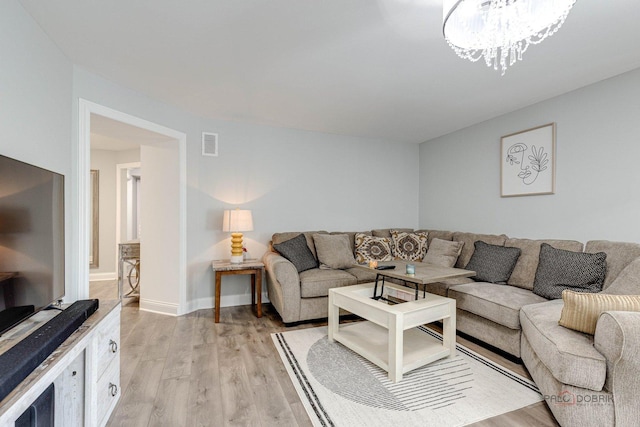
{"left": 328, "top": 282, "right": 456, "bottom": 383}
{"left": 351, "top": 261, "right": 475, "bottom": 300}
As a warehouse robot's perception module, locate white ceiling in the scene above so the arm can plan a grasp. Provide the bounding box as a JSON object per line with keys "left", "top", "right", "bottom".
{"left": 90, "top": 132, "right": 139, "bottom": 152}
{"left": 90, "top": 114, "right": 175, "bottom": 151}
{"left": 20, "top": 0, "right": 640, "bottom": 144}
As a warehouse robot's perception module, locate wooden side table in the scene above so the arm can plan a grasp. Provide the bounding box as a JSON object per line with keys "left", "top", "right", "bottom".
{"left": 211, "top": 260, "right": 264, "bottom": 323}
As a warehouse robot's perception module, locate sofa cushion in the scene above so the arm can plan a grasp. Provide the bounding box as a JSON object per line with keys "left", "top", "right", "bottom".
{"left": 602, "top": 257, "right": 640, "bottom": 295}
{"left": 299, "top": 268, "right": 357, "bottom": 298}
{"left": 418, "top": 229, "right": 454, "bottom": 248}
{"left": 533, "top": 243, "right": 607, "bottom": 299}
{"left": 423, "top": 238, "right": 463, "bottom": 267}
{"left": 453, "top": 232, "right": 507, "bottom": 268}
{"left": 344, "top": 266, "right": 378, "bottom": 283}
{"left": 585, "top": 240, "right": 640, "bottom": 290}
{"left": 464, "top": 241, "right": 521, "bottom": 284}
{"left": 559, "top": 290, "right": 640, "bottom": 334}
{"left": 329, "top": 231, "right": 369, "bottom": 254}
{"left": 354, "top": 233, "right": 394, "bottom": 263}
{"left": 272, "top": 231, "right": 327, "bottom": 259}
{"left": 273, "top": 233, "right": 318, "bottom": 273}
{"left": 372, "top": 228, "right": 413, "bottom": 238}
{"left": 313, "top": 233, "right": 356, "bottom": 269}
{"left": 390, "top": 230, "right": 428, "bottom": 261}
{"left": 505, "top": 238, "right": 584, "bottom": 290}
{"left": 426, "top": 277, "right": 474, "bottom": 297}
{"left": 520, "top": 300, "right": 607, "bottom": 391}
{"left": 449, "top": 282, "right": 546, "bottom": 329}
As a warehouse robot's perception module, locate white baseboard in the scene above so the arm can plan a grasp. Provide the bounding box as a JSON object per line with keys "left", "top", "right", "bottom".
{"left": 185, "top": 292, "right": 270, "bottom": 314}
{"left": 137, "top": 293, "right": 270, "bottom": 316}
{"left": 139, "top": 298, "right": 179, "bottom": 316}
{"left": 89, "top": 272, "right": 117, "bottom": 281}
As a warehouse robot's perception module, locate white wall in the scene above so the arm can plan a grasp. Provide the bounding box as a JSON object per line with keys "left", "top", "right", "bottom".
{"left": 73, "top": 67, "right": 420, "bottom": 311}
{"left": 419, "top": 67, "right": 640, "bottom": 243}
{"left": 0, "top": 0, "right": 74, "bottom": 298}
{"left": 140, "top": 141, "right": 181, "bottom": 313}
{"left": 116, "top": 149, "right": 141, "bottom": 165}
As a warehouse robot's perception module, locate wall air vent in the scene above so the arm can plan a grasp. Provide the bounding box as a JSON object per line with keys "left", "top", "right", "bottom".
{"left": 202, "top": 132, "right": 218, "bottom": 157}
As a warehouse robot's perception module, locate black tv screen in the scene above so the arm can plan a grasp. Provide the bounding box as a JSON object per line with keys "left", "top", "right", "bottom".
{"left": 0, "top": 155, "right": 65, "bottom": 335}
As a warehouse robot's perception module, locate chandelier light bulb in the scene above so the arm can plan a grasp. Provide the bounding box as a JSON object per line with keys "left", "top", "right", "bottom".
{"left": 443, "top": 0, "right": 576, "bottom": 75}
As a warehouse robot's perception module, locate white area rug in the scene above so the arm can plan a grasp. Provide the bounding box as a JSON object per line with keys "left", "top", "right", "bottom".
{"left": 272, "top": 325, "right": 542, "bottom": 427}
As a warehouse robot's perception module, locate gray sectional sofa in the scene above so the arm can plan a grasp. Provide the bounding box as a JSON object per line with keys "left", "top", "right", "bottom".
{"left": 263, "top": 228, "right": 640, "bottom": 427}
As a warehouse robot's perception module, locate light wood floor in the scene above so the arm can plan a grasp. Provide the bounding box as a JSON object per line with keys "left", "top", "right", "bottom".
{"left": 89, "top": 281, "right": 559, "bottom": 427}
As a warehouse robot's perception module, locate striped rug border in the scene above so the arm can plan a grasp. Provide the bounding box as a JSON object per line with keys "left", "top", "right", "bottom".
{"left": 417, "top": 326, "right": 540, "bottom": 394}
{"left": 273, "top": 326, "right": 540, "bottom": 427}
{"left": 274, "top": 332, "right": 334, "bottom": 426}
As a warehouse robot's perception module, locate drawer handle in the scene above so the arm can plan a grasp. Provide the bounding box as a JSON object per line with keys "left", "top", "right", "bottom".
{"left": 109, "top": 339, "right": 118, "bottom": 353}
{"left": 109, "top": 383, "right": 119, "bottom": 397}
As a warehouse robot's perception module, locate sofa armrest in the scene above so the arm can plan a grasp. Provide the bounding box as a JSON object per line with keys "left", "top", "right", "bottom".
{"left": 594, "top": 311, "right": 640, "bottom": 426}
{"left": 262, "top": 251, "right": 302, "bottom": 323}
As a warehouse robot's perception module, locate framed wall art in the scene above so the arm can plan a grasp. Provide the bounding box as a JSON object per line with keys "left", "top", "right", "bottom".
{"left": 89, "top": 169, "right": 99, "bottom": 268}
{"left": 501, "top": 123, "right": 556, "bottom": 197}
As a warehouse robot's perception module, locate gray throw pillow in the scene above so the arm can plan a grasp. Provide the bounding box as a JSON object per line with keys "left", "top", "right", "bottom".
{"left": 533, "top": 243, "right": 607, "bottom": 299}
{"left": 273, "top": 233, "right": 318, "bottom": 273}
{"left": 465, "top": 241, "right": 521, "bottom": 284}
{"left": 423, "top": 238, "right": 464, "bottom": 267}
{"left": 602, "top": 257, "right": 640, "bottom": 295}
{"left": 313, "top": 233, "right": 356, "bottom": 269}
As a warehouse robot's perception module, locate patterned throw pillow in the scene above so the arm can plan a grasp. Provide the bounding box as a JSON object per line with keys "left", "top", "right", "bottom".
{"left": 533, "top": 243, "right": 607, "bottom": 299}
{"left": 273, "top": 233, "right": 318, "bottom": 273}
{"left": 465, "top": 241, "right": 521, "bottom": 284}
{"left": 354, "top": 233, "right": 394, "bottom": 263}
{"left": 559, "top": 290, "right": 640, "bottom": 334}
{"left": 390, "top": 230, "right": 428, "bottom": 261}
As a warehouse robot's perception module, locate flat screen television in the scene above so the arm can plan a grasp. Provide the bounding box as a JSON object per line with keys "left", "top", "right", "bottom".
{"left": 0, "top": 154, "right": 65, "bottom": 335}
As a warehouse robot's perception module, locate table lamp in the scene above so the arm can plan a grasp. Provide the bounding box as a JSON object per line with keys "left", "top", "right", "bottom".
{"left": 222, "top": 208, "right": 253, "bottom": 263}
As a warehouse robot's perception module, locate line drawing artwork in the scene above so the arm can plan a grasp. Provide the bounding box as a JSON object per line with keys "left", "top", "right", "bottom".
{"left": 505, "top": 143, "right": 549, "bottom": 185}
{"left": 501, "top": 123, "right": 555, "bottom": 197}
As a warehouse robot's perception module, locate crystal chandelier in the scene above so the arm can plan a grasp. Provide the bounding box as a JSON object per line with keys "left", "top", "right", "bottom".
{"left": 443, "top": 0, "right": 576, "bottom": 75}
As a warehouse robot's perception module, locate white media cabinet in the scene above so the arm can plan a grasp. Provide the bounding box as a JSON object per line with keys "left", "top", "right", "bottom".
{"left": 0, "top": 300, "right": 121, "bottom": 426}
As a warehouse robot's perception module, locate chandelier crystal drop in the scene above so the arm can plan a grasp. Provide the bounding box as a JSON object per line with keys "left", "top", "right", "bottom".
{"left": 442, "top": 0, "right": 576, "bottom": 75}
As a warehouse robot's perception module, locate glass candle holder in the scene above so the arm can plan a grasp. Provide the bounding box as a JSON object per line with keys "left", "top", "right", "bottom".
{"left": 406, "top": 263, "right": 415, "bottom": 275}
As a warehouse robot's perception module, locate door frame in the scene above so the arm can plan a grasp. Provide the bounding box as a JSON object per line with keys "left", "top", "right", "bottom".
{"left": 77, "top": 99, "right": 187, "bottom": 315}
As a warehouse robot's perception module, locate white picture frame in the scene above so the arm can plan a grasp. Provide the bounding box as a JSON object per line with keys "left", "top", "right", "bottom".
{"left": 501, "top": 123, "right": 556, "bottom": 197}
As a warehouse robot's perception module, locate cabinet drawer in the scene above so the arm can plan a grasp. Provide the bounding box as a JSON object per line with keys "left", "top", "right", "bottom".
{"left": 96, "top": 356, "right": 120, "bottom": 426}
{"left": 95, "top": 308, "right": 120, "bottom": 379}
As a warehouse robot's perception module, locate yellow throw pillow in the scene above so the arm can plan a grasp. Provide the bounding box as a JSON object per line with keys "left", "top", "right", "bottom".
{"left": 559, "top": 290, "right": 640, "bottom": 334}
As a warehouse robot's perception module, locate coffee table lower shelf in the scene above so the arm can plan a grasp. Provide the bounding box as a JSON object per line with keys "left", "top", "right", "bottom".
{"left": 328, "top": 282, "right": 456, "bottom": 383}
{"left": 332, "top": 321, "right": 450, "bottom": 376}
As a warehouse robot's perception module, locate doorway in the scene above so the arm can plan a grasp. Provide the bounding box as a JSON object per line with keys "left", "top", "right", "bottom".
{"left": 78, "top": 100, "right": 187, "bottom": 315}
